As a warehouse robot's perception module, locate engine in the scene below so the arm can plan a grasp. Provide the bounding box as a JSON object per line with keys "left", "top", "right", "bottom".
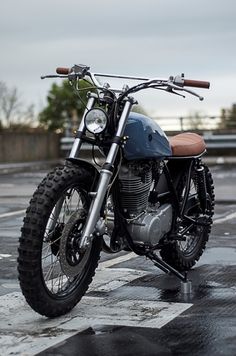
{"left": 118, "top": 162, "right": 173, "bottom": 247}
{"left": 118, "top": 162, "right": 152, "bottom": 214}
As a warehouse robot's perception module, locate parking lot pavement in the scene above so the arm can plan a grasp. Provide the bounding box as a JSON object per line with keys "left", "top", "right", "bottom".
{"left": 0, "top": 166, "right": 236, "bottom": 355}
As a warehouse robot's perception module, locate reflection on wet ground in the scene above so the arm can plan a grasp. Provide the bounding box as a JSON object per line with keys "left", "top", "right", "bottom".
{"left": 1, "top": 167, "right": 236, "bottom": 355}
{"left": 38, "top": 243, "right": 236, "bottom": 356}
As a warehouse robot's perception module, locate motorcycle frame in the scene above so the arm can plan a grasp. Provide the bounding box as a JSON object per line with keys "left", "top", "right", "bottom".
{"left": 19, "top": 72, "right": 212, "bottom": 318}
{"left": 67, "top": 91, "right": 206, "bottom": 253}
{"left": 57, "top": 67, "right": 209, "bottom": 286}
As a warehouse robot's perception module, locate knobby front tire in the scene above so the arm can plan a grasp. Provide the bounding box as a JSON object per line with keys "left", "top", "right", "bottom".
{"left": 18, "top": 164, "right": 101, "bottom": 317}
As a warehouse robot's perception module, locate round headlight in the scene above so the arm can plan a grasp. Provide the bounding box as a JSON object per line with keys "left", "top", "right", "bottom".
{"left": 84, "top": 108, "right": 108, "bottom": 134}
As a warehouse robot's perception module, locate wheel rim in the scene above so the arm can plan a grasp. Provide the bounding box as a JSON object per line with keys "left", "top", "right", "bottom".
{"left": 177, "top": 223, "right": 204, "bottom": 255}
{"left": 41, "top": 186, "right": 91, "bottom": 297}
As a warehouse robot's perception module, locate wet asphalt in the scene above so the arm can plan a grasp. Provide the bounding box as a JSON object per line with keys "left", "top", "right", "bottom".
{"left": 0, "top": 162, "right": 236, "bottom": 355}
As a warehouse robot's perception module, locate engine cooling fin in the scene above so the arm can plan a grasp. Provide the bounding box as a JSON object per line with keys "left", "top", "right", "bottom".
{"left": 118, "top": 163, "right": 152, "bottom": 214}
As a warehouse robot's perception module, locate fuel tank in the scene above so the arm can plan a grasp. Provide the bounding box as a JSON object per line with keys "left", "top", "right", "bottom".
{"left": 123, "top": 112, "right": 172, "bottom": 160}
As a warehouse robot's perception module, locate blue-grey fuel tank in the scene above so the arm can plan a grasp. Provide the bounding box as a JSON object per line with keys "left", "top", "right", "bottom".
{"left": 123, "top": 112, "right": 172, "bottom": 160}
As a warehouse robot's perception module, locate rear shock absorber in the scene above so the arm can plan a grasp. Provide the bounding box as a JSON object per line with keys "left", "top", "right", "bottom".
{"left": 195, "top": 160, "right": 207, "bottom": 213}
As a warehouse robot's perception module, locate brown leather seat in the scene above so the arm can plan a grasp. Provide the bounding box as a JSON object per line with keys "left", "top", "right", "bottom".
{"left": 169, "top": 132, "right": 206, "bottom": 157}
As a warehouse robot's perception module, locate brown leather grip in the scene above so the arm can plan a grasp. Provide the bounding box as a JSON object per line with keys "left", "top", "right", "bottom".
{"left": 184, "top": 79, "right": 210, "bottom": 89}
{"left": 56, "top": 67, "right": 71, "bottom": 75}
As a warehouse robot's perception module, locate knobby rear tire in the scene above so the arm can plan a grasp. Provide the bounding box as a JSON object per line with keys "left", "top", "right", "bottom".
{"left": 18, "top": 164, "right": 101, "bottom": 317}
{"left": 160, "top": 163, "right": 215, "bottom": 271}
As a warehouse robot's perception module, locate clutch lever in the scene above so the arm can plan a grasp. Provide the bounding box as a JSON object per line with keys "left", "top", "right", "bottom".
{"left": 41, "top": 73, "right": 81, "bottom": 81}
{"left": 41, "top": 74, "right": 68, "bottom": 80}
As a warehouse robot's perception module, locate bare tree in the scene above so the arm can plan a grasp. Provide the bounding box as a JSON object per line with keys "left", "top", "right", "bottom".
{"left": 185, "top": 111, "right": 205, "bottom": 131}
{"left": 219, "top": 104, "right": 236, "bottom": 131}
{"left": 0, "top": 81, "right": 35, "bottom": 129}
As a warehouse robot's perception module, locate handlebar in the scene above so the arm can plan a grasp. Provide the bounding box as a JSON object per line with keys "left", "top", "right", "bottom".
{"left": 56, "top": 67, "right": 71, "bottom": 75}
{"left": 183, "top": 79, "right": 210, "bottom": 89}
{"left": 42, "top": 64, "right": 210, "bottom": 101}
{"left": 55, "top": 66, "right": 210, "bottom": 89}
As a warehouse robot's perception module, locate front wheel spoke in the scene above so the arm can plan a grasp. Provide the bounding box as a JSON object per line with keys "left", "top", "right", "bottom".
{"left": 43, "top": 251, "right": 60, "bottom": 282}
{"left": 42, "top": 234, "right": 61, "bottom": 252}
{"left": 52, "top": 270, "right": 65, "bottom": 292}
{"left": 42, "top": 249, "right": 59, "bottom": 263}
{"left": 42, "top": 245, "right": 52, "bottom": 268}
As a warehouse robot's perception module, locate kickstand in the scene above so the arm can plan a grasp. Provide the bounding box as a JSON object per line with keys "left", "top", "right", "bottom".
{"left": 147, "top": 252, "right": 192, "bottom": 295}
{"left": 180, "top": 272, "right": 192, "bottom": 295}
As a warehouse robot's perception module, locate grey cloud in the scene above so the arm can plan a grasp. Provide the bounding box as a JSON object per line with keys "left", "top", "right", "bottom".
{"left": 0, "top": 0, "right": 236, "bottom": 116}
{"left": 1, "top": 0, "right": 235, "bottom": 41}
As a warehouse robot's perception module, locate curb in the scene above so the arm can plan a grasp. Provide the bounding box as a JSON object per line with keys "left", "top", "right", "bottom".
{"left": 1, "top": 156, "right": 236, "bottom": 174}
{"left": 0, "top": 160, "right": 61, "bottom": 175}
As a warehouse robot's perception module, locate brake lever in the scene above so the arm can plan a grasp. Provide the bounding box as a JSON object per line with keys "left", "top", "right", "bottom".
{"left": 148, "top": 84, "right": 185, "bottom": 98}
{"left": 166, "top": 87, "right": 186, "bottom": 98}
{"left": 184, "top": 87, "right": 204, "bottom": 101}
{"left": 167, "top": 82, "right": 204, "bottom": 101}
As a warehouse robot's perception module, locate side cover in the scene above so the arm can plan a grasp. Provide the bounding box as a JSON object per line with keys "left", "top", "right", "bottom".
{"left": 123, "top": 112, "right": 172, "bottom": 160}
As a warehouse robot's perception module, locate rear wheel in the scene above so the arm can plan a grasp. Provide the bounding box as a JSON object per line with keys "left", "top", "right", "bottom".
{"left": 160, "top": 162, "right": 214, "bottom": 271}
{"left": 18, "top": 164, "right": 101, "bottom": 317}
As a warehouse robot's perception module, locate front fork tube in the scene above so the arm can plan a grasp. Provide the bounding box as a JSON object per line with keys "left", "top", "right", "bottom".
{"left": 79, "top": 169, "right": 112, "bottom": 249}
{"left": 79, "top": 99, "right": 133, "bottom": 249}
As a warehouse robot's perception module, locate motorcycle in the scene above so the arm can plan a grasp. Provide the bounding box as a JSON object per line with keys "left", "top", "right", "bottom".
{"left": 18, "top": 64, "right": 214, "bottom": 317}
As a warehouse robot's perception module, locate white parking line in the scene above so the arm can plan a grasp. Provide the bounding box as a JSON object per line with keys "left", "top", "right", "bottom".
{"left": 0, "top": 254, "right": 11, "bottom": 260}
{"left": 0, "top": 209, "right": 25, "bottom": 219}
{"left": 0, "top": 267, "right": 192, "bottom": 356}
{"left": 99, "top": 252, "right": 137, "bottom": 269}
{"left": 214, "top": 211, "right": 236, "bottom": 224}
{"left": 89, "top": 267, "right": 147, "bottom": 292}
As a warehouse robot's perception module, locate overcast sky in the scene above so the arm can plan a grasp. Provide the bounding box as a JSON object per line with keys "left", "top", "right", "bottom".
{"left": 1, "top": 0, "right": 236, "bottom": 118}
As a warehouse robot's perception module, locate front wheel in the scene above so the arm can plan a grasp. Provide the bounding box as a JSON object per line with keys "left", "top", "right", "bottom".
{"left": 160, "top": 162, "right": 214, "bottom": 271}
{"left": 18, "top": 164, "right": 102, "bottom": 317}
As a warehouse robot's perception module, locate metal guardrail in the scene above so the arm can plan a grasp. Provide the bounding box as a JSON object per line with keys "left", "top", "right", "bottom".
{"left": 60, "top": 137, "right": 92, "bottom": 152}
{"left": 202, "top": 134, "right": 236, "bottom": 148}
{"left": 60, "top": 134, "right": 236, "bottom": 155}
